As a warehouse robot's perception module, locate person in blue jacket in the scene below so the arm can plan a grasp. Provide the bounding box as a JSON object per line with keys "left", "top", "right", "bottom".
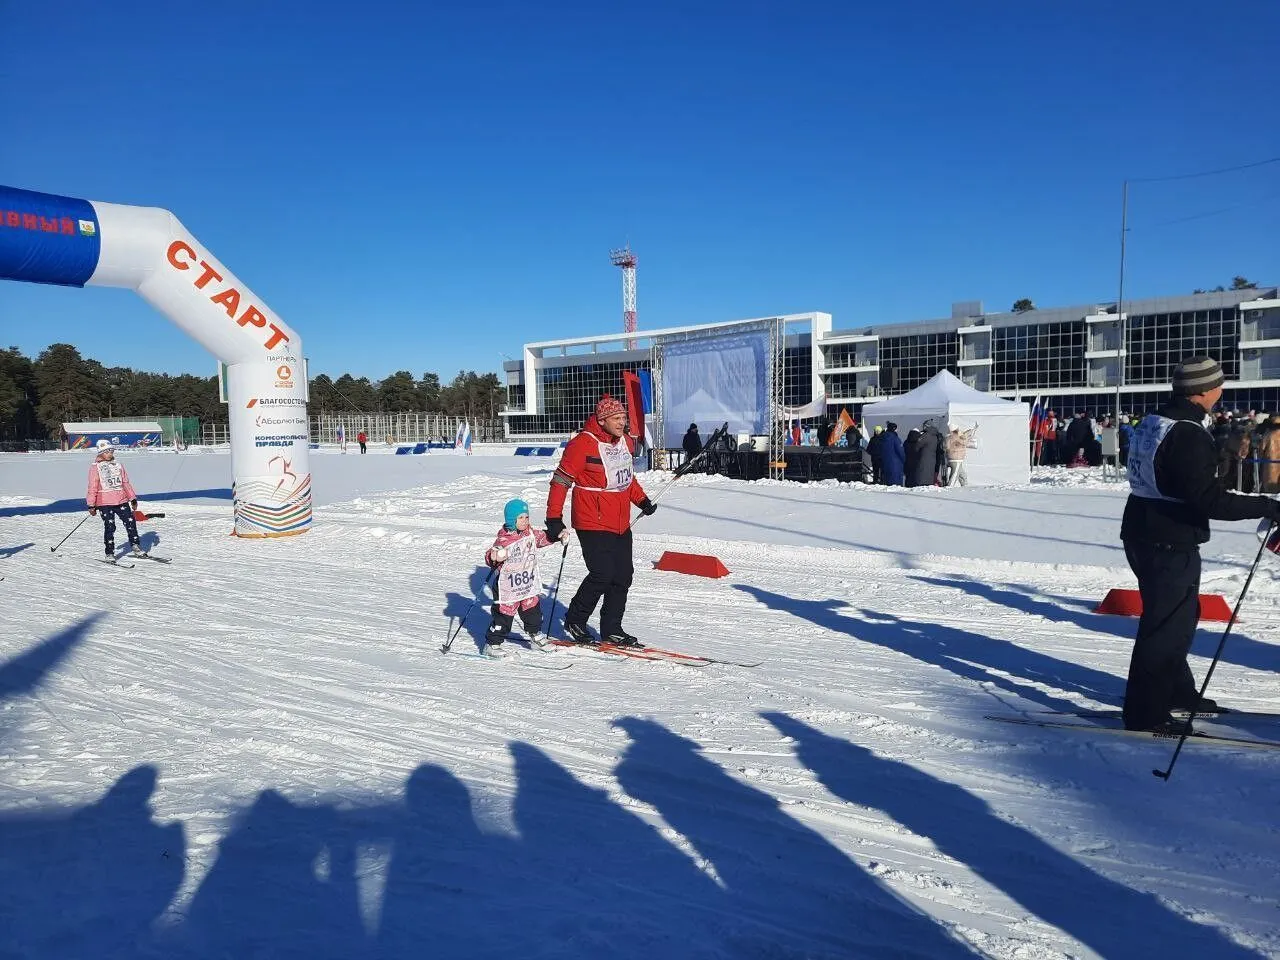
{"left": 880, "top": 421, "right": 906, "bottom": 486}
{"left": 1118, "top": 415, "right": 1135, "bottom": 467}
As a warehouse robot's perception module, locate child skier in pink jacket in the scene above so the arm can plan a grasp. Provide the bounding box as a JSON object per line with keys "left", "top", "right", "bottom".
{"left": 86, "top": 439, "right": 146, "bottom": 560}
{"left": 483, "top": 498, "right": 568, "bottom": 656}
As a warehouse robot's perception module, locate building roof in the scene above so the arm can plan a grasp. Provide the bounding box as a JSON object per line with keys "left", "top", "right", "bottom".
{"left": 63, "top": 421, "right": 163, "bottom": 433}
{"left": 833, "top": 287, "right": 1278, "bottom": 340}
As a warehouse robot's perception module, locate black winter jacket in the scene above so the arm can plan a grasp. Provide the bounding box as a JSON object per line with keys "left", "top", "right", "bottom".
{"left": 682, "top": 428, "right": 703, "bottom": 458}
{"left": 1121, "top": 396, "right": 1280, "bottom": 547}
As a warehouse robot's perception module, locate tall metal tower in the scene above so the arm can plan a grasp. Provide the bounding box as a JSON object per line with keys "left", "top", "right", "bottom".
{"left": 610, "top": 245, "right": 637, "bottom": 344}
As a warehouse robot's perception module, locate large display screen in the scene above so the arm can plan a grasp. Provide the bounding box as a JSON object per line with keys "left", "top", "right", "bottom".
{"left": 661, "top": 329, "right": 769, "bottom": 447}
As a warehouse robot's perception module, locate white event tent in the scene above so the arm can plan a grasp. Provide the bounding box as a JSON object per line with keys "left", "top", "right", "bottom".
{"left": 862, "top": 370, "right": 1030, "bottom": 485}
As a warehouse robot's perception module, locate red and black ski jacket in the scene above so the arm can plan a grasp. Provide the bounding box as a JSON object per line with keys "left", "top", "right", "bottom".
{"left": 547, "top": 416, "right": 647, "bottom": 535}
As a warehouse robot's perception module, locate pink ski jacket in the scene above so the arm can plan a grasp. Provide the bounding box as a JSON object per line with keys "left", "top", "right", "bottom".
{"left": 485, "top": 525, "right": 554, "bottom": 614}
{"left": 87, "top": 457, "right": 138, "bottom": 508}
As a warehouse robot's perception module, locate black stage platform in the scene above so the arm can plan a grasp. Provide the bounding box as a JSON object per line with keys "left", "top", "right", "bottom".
{"left": 687, "top": 446, "right": 866, "bottom": 483}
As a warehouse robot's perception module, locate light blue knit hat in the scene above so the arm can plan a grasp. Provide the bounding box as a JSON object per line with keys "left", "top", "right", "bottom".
{"left": 504, "top": 499, "right": 530, "bottom": 530}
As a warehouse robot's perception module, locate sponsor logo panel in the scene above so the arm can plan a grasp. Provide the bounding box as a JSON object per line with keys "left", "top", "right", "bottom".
{"left": 255, "top": 432, "right": 309, "bottom": 448}
{"left": 246, "top": 397, "right": 307, "bottom": 408}
{"left": 254, "top": 414, "right": 308, "bottom": 428}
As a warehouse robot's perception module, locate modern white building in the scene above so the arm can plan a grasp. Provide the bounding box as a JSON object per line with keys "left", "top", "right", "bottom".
{"left": 502, "top": 287, "right": 1279, "bottom": 440}
{"left": 501, "top": 313, "right": 830, "bottom": 438}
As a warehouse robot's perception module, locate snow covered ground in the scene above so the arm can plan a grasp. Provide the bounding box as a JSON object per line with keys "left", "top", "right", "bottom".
{"left": 2, "top": 448, "right": 1280, "bottom": 958}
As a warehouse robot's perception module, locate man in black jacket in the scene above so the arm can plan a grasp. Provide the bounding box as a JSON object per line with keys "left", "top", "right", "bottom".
{"left": 681, "top": 423, "right": 702, "bottom": 467}
{"left": 1063, "top": 411, "right": 1093, "bottom": 464}
{"left": 1121, "top": 356, "right": 1280, "bottom": 733}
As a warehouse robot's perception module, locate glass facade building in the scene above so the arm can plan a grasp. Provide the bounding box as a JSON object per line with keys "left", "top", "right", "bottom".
{"left": 1126, "top": 308, "right": 1240, "bottom": 385}
{"left": 991, "top": 321, "right": 1086, "bottom": 391}
{"left": 508, "top": 359, "right": 647, "bottom": 435}
{"left": 781, "top": 345, "right": 813, "bottom": 407}
{"left": 503, "top": 292, "right": 1280, "bottom": 438}
{"left": 877, "top": 331, "right": 960, "bottom": 393}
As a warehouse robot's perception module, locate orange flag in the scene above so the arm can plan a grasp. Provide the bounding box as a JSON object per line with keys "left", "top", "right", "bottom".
{"left": 829, "top": 408, "right": 855, "bottom": 446}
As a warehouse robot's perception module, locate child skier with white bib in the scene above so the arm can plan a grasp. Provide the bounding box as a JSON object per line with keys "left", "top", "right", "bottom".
{"left": 483, "top": 498, "right": 569, "bottom": 657}
{"left": 86, "top": 439, "right": 146, "bottom": 560}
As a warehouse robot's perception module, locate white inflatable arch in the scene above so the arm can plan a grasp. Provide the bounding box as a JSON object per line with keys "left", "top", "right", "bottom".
{"left": 0, "top": 185, "right": 311, "bottom": 537}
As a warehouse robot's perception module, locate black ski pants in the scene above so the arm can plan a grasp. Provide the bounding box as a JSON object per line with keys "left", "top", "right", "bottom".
{"left": 98, "top": 503, "right": 140, "bottom": 555}
{"left": 487, "top": 604, "right": 543, "bottom": 641}
{"left": 1122, "top": 541, "right": 1201, "bottom": 729}
{"left": 566, "top": 529, "right": 633, "bottom": 636}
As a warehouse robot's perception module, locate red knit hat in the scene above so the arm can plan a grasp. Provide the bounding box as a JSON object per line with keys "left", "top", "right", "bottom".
{"left": 595, "top": 394, "right": 626, "bottom": 422}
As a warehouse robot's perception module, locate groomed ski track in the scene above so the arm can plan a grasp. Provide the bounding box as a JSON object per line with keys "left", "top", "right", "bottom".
{"left": 2, "top": 453, "right": 1280, "bottom": 958}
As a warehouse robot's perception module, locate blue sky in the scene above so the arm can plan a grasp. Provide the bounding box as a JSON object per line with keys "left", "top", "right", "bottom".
{"left": 1, "top": 1, "right": 1277, "bottom": 379}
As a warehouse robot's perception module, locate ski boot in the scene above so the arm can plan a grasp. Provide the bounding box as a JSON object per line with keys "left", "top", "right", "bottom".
{"left": 563, "top": 620, "right": 598, "bottom": 646}
{"left": 603, "top": 629, "right": 642, "bottom": 649}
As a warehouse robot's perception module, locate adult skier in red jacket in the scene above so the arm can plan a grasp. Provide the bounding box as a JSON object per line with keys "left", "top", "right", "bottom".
{"left": 545, "top": 395, "right": 656, "bottom": 646}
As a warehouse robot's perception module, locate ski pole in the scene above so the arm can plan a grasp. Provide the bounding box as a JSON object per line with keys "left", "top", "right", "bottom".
{"left": 630, "top": 422, "right": 729, "bottom": 528}
{"left": 1154, "top": 519, "right": 1274, "bottom": 782}
{"left": 538, "top": 539, "right": 571, "bottom": 642}
{"left": 50, "top": 514, "right": 92, "bottom": 553}
{"left": 442, "top": 567, "right": 497, "bottom": 654}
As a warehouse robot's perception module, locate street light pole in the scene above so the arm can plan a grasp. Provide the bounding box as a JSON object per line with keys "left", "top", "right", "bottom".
{"left": 1114, "top": 179, "right": 1129, "bottom": 422}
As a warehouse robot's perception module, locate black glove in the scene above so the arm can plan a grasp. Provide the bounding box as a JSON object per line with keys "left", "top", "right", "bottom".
{"left": 545, "top": 517, "right": 566, "bottom": 542}
{"left": 130, "top": 499, "right": 138, "bottom": 509}
{"left": 638, "top": 498, "right": 657, "bottom": 516}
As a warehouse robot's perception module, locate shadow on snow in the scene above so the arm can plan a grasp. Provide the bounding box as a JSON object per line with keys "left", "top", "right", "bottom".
{"left": 736, "top": 583, "right": 1123, "bottom": 711}
{"left": 0, "top": 488, "right": 232, "bottom": 519}
{"left": 0, "top": 708, "right": 1265, "bottom": 958}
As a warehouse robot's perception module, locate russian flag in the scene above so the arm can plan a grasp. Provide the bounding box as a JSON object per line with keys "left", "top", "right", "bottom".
{"left": 1029, "top": 396, "right": 1044, "bottom": 435}
{"left": 455, "top": 420, "right": 465, "bottom": 450}
{"left": 463, "top": 421, "right": 473, "bottom": 454}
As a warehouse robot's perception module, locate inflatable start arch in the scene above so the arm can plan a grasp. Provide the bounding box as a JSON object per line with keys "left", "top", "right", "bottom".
{"left": 0, "top": 185, "right": 311, "bottom": 537}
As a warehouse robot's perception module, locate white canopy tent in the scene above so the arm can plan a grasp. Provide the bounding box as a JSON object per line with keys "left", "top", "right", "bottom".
{"left": 862, "top": 370, "right": 1030, "bottom": 485}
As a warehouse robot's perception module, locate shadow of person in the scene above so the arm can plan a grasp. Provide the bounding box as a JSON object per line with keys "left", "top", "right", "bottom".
{"left": 137, "top": 530, "right": 161, "bottom": 553}
{"left": 508, "top": 740, "right": 727, "bottom": 959}
{"left": 910, "top": 573, "right": 1280, "bottom": 694}
{"left": 763, "top": 712, "right": 1267, "bottom": 960}
{"left": 378, "top": 763, "right": 519, "bottom": 958}
{"left": 0, "top": 541, "right": 35, "bottom": 558}
{"left": 909, "top": 574, "right": 1133, "bottom": 642}
{"left": 612, "top": 717, "right": 980, "bottom": 959}
{"left": 1201, "top": 626, "right": 1280, "bottom": 674}
{"left": 178, "top": 789, "right": 366, "bottom": 959}
{"left": 442, "top": 565, "right": 496, "bottom": 653}
{"left": 0, "top": 489, "right": 232, "bottom": 519}
{"left": 0, "top": 764, "right": 185, "bottom": 959}
{"left": 737, "top": 584, "right": 1118, "bottom": 711}
{"left": 1, "top": 611, "right": 105, "bottom": 703}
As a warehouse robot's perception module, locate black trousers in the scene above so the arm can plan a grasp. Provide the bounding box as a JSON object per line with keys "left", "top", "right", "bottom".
{"left": 566, "top": 529, "right": 633, "bottom": 636}
{"left": 99, "top": 503, "right": 140, "bottom": 554}
{"left": 1122, "top": 541, "right": 1202, "bottom": 729}
{"left": 487, "top": 604, "right": 543, "bottom": 640}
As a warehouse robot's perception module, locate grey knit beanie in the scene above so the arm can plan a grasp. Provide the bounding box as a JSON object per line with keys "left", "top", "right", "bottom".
{"left": 1171, "top": 356, "right": 1224, "bottom": 396}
